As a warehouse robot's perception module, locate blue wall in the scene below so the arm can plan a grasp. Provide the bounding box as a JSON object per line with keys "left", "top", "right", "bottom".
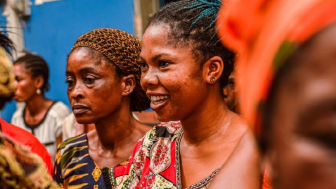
{"left": 1, "top": 0, "right": 135, "bottom": 122}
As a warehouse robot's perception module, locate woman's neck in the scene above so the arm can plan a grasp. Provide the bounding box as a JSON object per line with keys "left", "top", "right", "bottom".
{"left": 93, "top": 106, "right": 140, "bottom": 151}
{"left": 25, "top": 95, "right": 51, "bottom": 116}
{"left": 181, "top": 93, "right": 232, "bottom": 146}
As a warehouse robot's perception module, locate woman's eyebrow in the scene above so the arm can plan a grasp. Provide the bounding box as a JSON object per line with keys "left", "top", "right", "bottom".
{"left": 79, "top": 67, "right": 99, "bottom": 74}
{"left": 152, "top": 53, "right": 170, "bottom": 61}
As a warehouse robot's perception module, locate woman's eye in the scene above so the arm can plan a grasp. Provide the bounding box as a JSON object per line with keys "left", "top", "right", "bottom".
{"left": 84, "top": 77, "right": 95, "bottom": 84}
{"left": 139, "top": 62, "right": 148, "bottom": 71}
{"left": 158, "top": 60, "right": 170, "bottom": 68}
{"left": 65, "top": 79, "right": 75, "bottom": 87}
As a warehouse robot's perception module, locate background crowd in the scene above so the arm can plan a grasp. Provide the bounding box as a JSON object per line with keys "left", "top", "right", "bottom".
{"left": 0, "top": 0, "right": 335, "bottom": 189}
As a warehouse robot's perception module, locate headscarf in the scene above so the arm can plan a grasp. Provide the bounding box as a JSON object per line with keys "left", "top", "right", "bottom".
{"left": 71, "top": 28, "right": 150, "bottom": 111}
{"left": 216, "top": 0, "right": 336, "bottom": 137}
{"left": 0, "top": 132, "right": 59, "bottom": 189}
{"left": 0, "top": 44, "right": 15, "bottom": 97}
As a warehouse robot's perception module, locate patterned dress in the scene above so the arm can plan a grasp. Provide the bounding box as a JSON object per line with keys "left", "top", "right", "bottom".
{"left": 103, "top": 121, "right": 221, "bottom": 189}
{"left": 53, "top": 134, "right": 129, "bottom": 189}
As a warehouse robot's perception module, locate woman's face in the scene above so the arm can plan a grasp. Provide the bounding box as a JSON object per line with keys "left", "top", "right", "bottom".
{"left": 66, "top": 47, "right": 124, "bottom": 124}
{"left": 140, "top": 24, "right": 207, "bottom": 122}
{"left": 268, "top": 25, "right": 336, "bottom": 189}
{"left": 13, "top": 63, "right": 38, "bottom": 102}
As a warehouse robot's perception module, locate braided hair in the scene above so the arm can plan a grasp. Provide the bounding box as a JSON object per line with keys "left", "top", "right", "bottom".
{"left": 149, "top": 0, "right": 235, "bottom": 89}
{"left": 14, "top": 54, "right": 50, "bottom": 93}
{"left": 71, "top": 28, "right": 150, "bottom": 111}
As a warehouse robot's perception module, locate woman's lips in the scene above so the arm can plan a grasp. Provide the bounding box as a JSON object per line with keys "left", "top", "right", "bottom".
{"left": 148, "top": 95, "right": 170, "bottom": 111}
{"left": 72, "top": 105, "right": 89, "bottom": 115}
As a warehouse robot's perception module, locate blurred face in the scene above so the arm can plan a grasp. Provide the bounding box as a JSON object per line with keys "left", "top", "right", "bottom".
{"left": 140, "top": 24, "right": 207, "bottom": 122}
{"left": 13, "top": 63, "right": 38, "bottom": 102}
{"left": 223, "top": 71, "right": 239, "bottom": 113}
{"left": 268, "top": 24, "right": 336, "bottom": 189}
{"left": 66, "top": 47, "right": 124, "bottom": 124}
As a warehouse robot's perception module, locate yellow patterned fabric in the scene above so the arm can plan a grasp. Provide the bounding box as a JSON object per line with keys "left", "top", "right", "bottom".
{"left": 0, "top": 47, "right": 15, "bottom": 97}
{"left": 0, "top": 132, "right": 59, "bottom": 188}
{"left": 54, "top": 134, "right": 128, "bottom": 189}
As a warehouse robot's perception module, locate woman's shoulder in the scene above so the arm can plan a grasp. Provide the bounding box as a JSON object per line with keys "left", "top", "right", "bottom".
{"left": 48, "top": 101, "right": 71, "bottom": 119}
{"left": 11, "top": 104, "right": 25, "bottom": 121}
{"left": 56, "top": 133, "right": 87, "bottom": 156}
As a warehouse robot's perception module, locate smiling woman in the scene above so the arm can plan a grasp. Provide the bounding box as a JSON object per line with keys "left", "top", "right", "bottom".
{"left": 105, "top": 0, "right": 260, "bottom": 189}
{"left": 53, "top": 28, "right": 151, "bottom": 189}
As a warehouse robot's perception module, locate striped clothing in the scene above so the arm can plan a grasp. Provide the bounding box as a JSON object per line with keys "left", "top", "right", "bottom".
{"left": 53, "top": 134, "right": 129, "bottom": 189}
{"left": 11, "top": 101, "right": 71, "bottom": 161}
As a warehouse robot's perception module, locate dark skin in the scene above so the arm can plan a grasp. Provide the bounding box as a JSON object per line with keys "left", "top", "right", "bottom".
{"left": 66, "top": 47, "right": 150, "bottom": 168}
{"left": 13, "top": 63, "right": 60, "bottom": 144}
{"left": 140, "top": 24, "right": 260, "bottom": 188}
{"left": 223, "top": 71, "right": 240, "bottom": 114}
{"left": 266, "top": 23, "right": 336, "bottom": 189}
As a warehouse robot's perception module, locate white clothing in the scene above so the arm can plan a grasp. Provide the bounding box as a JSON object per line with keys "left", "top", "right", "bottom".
{"left": 11, "top": 101, "right": 71, "bottom": 161}
{"left": 62, "top": 113, "right": 77, "bottom": 141}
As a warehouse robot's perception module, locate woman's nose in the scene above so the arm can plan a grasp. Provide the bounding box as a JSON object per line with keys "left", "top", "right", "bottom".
{"left": 69, "top": 83, "right": 84, "bottom": 100}
{"left": 141, "top": 68, "right": 159, "bottom": 89}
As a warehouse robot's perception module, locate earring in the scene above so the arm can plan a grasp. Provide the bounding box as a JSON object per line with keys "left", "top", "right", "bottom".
{"left": 36, "top": 88, "right": 41, "bottom": 95}
{"left": 210, "top": 76, "right": 216, "bottom": 84}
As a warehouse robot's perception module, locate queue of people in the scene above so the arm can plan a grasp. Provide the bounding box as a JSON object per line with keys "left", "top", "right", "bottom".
{"left": 0, "top": 0, "right": 335, "bottom": 188}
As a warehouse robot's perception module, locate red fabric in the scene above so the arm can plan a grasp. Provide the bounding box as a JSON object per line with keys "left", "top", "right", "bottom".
{"left": 0, "top": 119, "right": 53, "bottom": 176}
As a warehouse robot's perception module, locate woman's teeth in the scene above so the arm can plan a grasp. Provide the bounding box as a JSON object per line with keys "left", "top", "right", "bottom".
{"left": 150, "top": 95, "right": 169, "bottom": 105}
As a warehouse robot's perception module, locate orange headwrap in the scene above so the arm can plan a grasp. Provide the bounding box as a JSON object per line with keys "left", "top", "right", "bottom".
{"left": 217, "top": 0, "right": 336, "bottom": 137}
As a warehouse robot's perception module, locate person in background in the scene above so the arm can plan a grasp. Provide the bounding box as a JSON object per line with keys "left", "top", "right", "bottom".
{"left": 109, "top": 0, "right": 260, "bottom": 188}
{"left": 62, "top": 113, "right": 95, "bottom": 141}
{"left": 223, "top": 70, "right": 240, "bottom": 114}
{"left": 11, "top": 53, "right": 71, "bottom": 161}
{"left": 53, "top": 28, "right": 151, "bottom": 189}
{"left": 214, "top": 0, "right": 336, "bottom": 189}
{"left": 0, "top": 30, "right": 58, "bottom": 188}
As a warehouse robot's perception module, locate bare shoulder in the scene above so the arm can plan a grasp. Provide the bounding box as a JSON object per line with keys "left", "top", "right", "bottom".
{"left": 208, "top": 112, "right": 261, "bottom": 189}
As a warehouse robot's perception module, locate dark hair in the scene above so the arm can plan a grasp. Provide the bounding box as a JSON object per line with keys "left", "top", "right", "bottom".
{"left": 14, "top": 53, "right": 50, "bottom": 93}
{"left": 0, "top": 31, "right": 13, "bottom": 56}
{"left": 148, "top": 0, "right": 235, "bottom": 90}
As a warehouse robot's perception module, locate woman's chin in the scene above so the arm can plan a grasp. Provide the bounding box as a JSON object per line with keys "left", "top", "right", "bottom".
{"left": 74, "top": 117, "right": 95, "bottom": 125}
{"left": 155, "top": 113, "right": 179, "bottom": 123}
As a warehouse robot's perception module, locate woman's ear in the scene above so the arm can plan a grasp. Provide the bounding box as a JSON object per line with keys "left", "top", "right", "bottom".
{"left": 122, "top": 75, "right": 136, "bottom": 96}
{"left": 34, "top": 75, "right": 44, "bottom": 90}
{"left": 203, "top": 56, "right": 224, "bottom": 84}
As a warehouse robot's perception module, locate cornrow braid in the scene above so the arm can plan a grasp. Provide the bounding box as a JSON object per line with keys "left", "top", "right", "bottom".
{"left": 149, "top": 0, "right": 235, "bottom": 89}
{"left": 71, "top": 28, "right": 150, "bottom": 111}
{"left": 14, "top": 53, "right": 50, "bottom": 93}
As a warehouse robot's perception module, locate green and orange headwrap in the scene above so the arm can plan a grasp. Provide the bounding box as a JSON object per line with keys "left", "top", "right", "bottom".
{"left": 216, "top": 0, "right": 336, "bottom": 137}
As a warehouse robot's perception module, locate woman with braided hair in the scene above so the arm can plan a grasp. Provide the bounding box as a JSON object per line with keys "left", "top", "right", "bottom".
{"left": 0, "top": 30, "right": 59, "bottom": 188}
{"left": 104, "top": 0, "right": 260, "bottom": 188}
{"left": 53, "top": 28, "right": 151, "bottom": 189}
{"left": 12, "top": 53, "right": 71, "bottom": 161}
